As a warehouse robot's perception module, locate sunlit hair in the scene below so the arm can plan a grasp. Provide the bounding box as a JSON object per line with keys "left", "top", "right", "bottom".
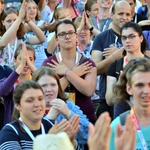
{"left": 121, "top": 22, "right": 147, "bottom": 53}
{"left": 0, "top": 8, "right": 25, "bottom": 38}
{"left": 12, "top": 80, "right": 44, "bottom": 120}
{"left": 26, "top": 0, "right": 41, "bottom": 21}
{"left": 14, "top": 43, "right": 36, "bottom": 60}
{"left": 32, "top": 66, "right": 68, "bottom": 101}
{"left": 47, "top": 7, "right": 71, "bottom": 32}
{"left": 113, "top": 57, "right": 150, "bottom": 104}
{"left": 54, "top": 7, "right": 71, "bottom": 20}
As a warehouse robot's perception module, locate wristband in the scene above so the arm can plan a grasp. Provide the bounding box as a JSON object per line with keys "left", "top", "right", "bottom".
{"left": 89, "top": 25, "right": 94, "bottom": 31}
{"left": 65, "top": 68, "right": 71, "bottom": 76}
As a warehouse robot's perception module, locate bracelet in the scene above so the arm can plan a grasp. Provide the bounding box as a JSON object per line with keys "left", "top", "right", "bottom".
{"left": 65, "top": 68, "right": 71, "bottom": 76}
{"left": 89, "top": 25, "right": 94, "bottom": 31}
{"left": 25, "top": 18, "right": 31, "bottom": 23}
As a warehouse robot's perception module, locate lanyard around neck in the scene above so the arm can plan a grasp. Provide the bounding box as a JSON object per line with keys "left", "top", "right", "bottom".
{"left": 19, "top": 117, "right": 45, "bottom": 141}
{"left": 58, "top": 51, "right": 79, "bottom": 65}
{"left": 130, "top": 108, "right": 148, "bottom": 150}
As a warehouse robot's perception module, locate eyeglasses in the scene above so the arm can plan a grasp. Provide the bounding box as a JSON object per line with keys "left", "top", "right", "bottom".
{"left": 90, "top": 9, "right": 99, "bottom": 12}
{"left": 121, "top": 34, "right": 139, "bottom": 41}
{"left": 57, "top": 31, "right": 76, "bottom": 39}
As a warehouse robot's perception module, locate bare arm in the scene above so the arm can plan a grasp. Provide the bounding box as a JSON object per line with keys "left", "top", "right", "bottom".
{"left": 25, "top": 20, "right": 46, "bottom": 44}
{"left": 65, "top": 67, "right": 97, "bottom": 97}
{"left": 105, "top": 76, "right": 117, "bottom": 106}
{"left": 47, "top": 33, "right": 58, "bottom": 54}
{"left": 38, "top": 0, "right": 46, "bottom": 12}
{"left": 92, "top": 48, "right": 123, "bottom": 75}
{"left": 63, "top": 0, "right": 72, "bottom": 8}
{"left": 0, "top": 0, "right": 26, "bottom": 48}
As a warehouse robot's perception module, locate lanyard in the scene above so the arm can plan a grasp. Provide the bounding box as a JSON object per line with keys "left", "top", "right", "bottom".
{"left": 133, "top": 14, "right": 137, "bottom": 23}
{"left": 58, "top": 51, "right": 79, "bottom": 65}
{"left": 131, "top": 108, "right": 148, "bottom": 150}
{"left": 7, "top": 37, "right": 18, "bottom": 64}
{"left": 19, "top": 117, "right": 45, "bottom": 140}
{"left": 102, "top": 18, "right": 110, "bottom": 32}
{"left": 96, "top": 17, "right": 100, "bottom": 30}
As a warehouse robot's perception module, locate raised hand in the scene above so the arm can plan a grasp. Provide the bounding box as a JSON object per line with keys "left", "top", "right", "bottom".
{"left": 115, "top": 115, "right": 136, "bottom": 150}
{"left": 48, "top": 119, "right": 70, "bottom": 134}
{"left": 88, "top": 112, "right": 111, "bottom": 150}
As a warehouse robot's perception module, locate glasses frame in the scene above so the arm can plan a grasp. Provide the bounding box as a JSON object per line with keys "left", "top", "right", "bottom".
{"left": 56, "top": 31, "right": 77, "bottom": 39}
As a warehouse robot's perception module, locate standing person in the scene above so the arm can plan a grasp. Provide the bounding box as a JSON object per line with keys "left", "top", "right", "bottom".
{"left": 124, "top": 0, "right": 147, "bottom": 23}
{"left": 89, "top": 0, "right": 113, "bottom": 32}
{"left": 43, "top": 20, "right": 97, "bottom": 124}
{"left": 85, "top": 0, "right": 99, "bottom": 18}
{"left": 0, "top": 0, "right": 45, "bottom": 68}
{"left": 91, "top": 1, "right": 132, "bottom": 119}
{"left": 32, "top": 66, "right": 90, "bottom": 148}
{"left": 0, "top": 80, "right": 80, "bottom": 149}
{"left": 0, "top": 43, "right": 36, "bottom": 127}
{"left": 106, "top": 22, "right": 149, "bottom": 118}
{"left": 25, "top": 0, "right": 48, "bottom": 68}
{"left": 110, "top": 57, "right": 150, "bottom": 150}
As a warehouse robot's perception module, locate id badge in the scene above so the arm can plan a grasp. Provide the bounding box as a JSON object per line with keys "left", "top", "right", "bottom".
{"left": 65, "top": 91, "right": 76, "bottom": 103}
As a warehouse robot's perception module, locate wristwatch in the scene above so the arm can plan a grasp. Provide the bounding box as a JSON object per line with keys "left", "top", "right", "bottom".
{"left": 89, "top": 25, "right": 94, "bottom": 31}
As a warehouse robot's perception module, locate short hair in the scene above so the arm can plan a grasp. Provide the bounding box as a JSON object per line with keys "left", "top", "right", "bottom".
{"left": 55, "top": 20, "right": 76, "bottom": 37}
{"left": 121, "top": 22, "right": 147, "bottom": 53}
{"left": 32, "top": 66, "right": 68, "bottom": 101}
{"left": 14, "top": 43, "right": 36, "bottom": 60}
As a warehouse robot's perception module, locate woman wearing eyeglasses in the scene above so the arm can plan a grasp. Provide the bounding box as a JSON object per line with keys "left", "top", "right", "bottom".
{"left": 43, "top": 20, "right": 97, "bottom": 125}
{"left": 105, "top": 22, "right": 149, "bottom": 119}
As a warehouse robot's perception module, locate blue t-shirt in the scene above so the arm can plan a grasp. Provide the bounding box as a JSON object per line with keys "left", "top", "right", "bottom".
{"left": 91, "top": 29, "right": 122, "bottom": 100}
{"left": 110, "top": 116, "right": 150, "bottom": 150}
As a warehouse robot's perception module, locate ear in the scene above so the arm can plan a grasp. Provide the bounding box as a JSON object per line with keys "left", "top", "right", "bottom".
{"left": 126, "top": 83, "right": 133, "bottom": 95}
{"left": 140, "top": 35, "right": 143, "bottom": 43}
{"left": 110, "top": 13, "right": 114, "bottom": 20}
{"left": 15, "top": 103, "right": 21, "bottom": 111}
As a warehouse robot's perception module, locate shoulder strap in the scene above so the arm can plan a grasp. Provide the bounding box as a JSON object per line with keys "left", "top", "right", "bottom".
{"left": 119, "top": 110, "right": 130, "bottom": 126}
{"left": 79, "top": 55, "right": 87, "bottom": 65}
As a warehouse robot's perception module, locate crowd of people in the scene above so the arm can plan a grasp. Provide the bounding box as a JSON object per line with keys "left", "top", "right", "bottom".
{"left": 0, "top": 0, "right": 150, "bottom": 149}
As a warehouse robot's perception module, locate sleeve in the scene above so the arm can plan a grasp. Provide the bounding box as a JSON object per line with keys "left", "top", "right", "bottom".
{"left": 56, "top": 101, "right": 90, "bottom": 144}
{"left": 91, "top": 33, "right": 104, "bottom": 52}
{"left": 42, "top": 55, "right": 56, "bottom": 66}
{"left": 0, "top": 71, "right": 19, "bottom": 96}
{"left": 0, "top": 125, "right": 21, "bottom": 150}
{"left": 113, "top": 101, "right": 130, "bottom": 119}
{"left": 106, "top": 60, "right": 117, "bottom": 77}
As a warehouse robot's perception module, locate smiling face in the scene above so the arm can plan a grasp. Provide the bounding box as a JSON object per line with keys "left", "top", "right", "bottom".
{"left": 16, "top": 88, "right": 46, "bottom": 123}
{"left": 2, "top": 13, "right": 18, "bottom": 30}
{"left": 121, "top": 27, "right": 143, "bottom": 54}
{"left": 37, "top": 75, "right": 59, "bottom": 107}
{"left": 126, "top": 71, "right": 150, "bottom": 109}
{"left": 27, "top": 2, "right": 38, "bottom": 19}
{"left": 98, "top": 0, "right": 113, "bottom": 9}
{"left": 111, "top": 1, "right": 131, "bottom": 30}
